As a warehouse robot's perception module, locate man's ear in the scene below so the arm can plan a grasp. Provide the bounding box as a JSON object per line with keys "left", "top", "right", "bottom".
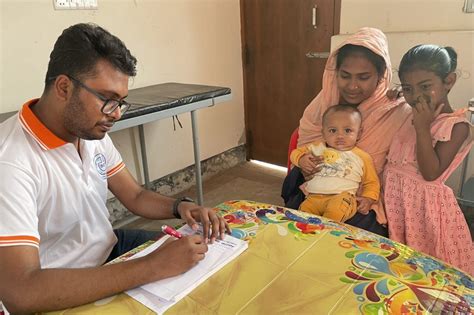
{"left": 52, "top": 75, "right": 74, "bottom": 102}
{"left": 443, "top": 72, "right": 457, "bottom": 92}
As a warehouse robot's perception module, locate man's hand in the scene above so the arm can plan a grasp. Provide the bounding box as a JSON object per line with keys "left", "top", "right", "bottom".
{"left": 178, "top": 203, "right": 231, "bottom": 243}
{"left": 107, "top": 169, "right": 231, "bottom": 243}
{"left": 147, "top": 235, "right": 208, "bottom": 279}
{"left": 356, "top": 197, "right": 375, "bottom": 215}
{"left": 299, "top": 154, "right": 324, "bottom": 179}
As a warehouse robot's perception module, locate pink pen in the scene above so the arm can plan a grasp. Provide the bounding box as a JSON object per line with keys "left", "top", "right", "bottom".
{"left": 161, "top": 225, "right": 183, "bottom": 239}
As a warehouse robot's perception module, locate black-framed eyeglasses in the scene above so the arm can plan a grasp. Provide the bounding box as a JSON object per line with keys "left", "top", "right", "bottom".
{"left": 68, "top": 76, "right": 131, "bottom": 115}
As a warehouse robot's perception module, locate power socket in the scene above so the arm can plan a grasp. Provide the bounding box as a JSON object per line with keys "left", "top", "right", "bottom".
{"left": 53, "top": 0, "right": 70, "bottom": 10}
{"left": 53, "top": 0, "right": 98, "bottom": 10}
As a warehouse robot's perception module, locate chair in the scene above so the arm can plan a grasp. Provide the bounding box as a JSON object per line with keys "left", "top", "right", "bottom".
{"left": 287, "top": 128, "right": 299, "bottom": 174}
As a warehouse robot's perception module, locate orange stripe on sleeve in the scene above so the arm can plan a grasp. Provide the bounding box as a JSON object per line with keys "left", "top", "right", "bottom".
{"left": 107, "top": 162, "right": 125, "bottom": 177}
{"left": 0, "top": 235, "right": 40, "bottom": 247}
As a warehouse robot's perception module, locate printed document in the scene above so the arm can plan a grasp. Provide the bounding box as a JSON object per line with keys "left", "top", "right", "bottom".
{"left": 125, "top": 225, "right": 248, "bottom": 313}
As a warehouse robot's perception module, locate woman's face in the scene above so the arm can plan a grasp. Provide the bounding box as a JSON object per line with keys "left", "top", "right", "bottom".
{"left": 336, "top": 53, "right": 381, "bottom": 105}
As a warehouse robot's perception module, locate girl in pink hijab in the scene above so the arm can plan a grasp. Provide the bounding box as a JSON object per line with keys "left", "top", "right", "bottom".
{"left": 286, "top": 27, "right": 411, "bottom": 233}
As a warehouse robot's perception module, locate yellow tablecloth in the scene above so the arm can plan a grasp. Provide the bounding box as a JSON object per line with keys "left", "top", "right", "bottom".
{"left": 52, "top": 200, "right": 474, "bottom": 314}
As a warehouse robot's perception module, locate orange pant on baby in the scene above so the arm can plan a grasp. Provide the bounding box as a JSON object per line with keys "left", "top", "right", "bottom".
{"left": 299, "top": 191, "right": 357, "bottom": 222}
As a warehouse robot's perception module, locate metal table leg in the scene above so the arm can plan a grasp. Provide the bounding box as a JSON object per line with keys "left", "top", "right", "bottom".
{"left": 191, "top": 110, "right": 203, "bottom": 205}
{"left": 138, "top": 124, "right": 150, "bottom": 190}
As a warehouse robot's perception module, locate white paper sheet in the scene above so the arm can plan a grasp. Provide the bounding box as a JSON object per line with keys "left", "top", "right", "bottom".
{"left": 125, "top": 225, "right": 248, "bottom": 313}
{"left": 126, "top": 287, "right": 175, "bottom": 314}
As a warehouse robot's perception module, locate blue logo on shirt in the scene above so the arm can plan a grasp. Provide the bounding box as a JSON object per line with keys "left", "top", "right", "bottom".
{"left": 94, "top": 153, "right": 107, "bottom": 179}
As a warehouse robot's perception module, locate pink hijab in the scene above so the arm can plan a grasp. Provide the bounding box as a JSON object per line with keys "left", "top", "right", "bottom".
{"left": 298, "top": 27, "right": 411, "bottom": 224}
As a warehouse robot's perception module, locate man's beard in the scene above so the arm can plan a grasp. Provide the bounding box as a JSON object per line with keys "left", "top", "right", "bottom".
{"left": 63, "top": 95, "right": 104, "bottom": 140}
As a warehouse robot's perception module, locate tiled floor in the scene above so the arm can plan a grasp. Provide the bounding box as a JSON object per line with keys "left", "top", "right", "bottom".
{"left": 121, "top": 161, "right": 287, "bottom": 231}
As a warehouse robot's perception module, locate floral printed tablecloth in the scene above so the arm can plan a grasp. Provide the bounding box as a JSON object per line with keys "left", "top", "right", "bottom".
{"left": 51, "top": 200, "right": 473, "bottom": 314}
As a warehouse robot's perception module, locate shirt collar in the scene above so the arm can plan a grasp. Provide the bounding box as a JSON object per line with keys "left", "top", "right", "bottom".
{"left": 19, "top": 99, "right": 67, "bottom": 150}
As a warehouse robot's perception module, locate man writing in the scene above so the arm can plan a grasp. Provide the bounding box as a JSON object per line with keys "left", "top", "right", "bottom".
{"left": 0, "top": 23, "right": 229, "bottom": 313}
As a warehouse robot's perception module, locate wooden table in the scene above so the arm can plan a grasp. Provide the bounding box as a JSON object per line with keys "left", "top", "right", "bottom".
{"left": 51, "top": 200, "right": 474, "bottom": 314}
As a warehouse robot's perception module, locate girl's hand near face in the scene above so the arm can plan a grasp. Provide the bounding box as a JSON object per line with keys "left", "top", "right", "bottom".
{"left": 410, "top": 94, "right": 467, "bottom": 182}
{"left": 412, "top": 96, "right": 444, "bottom": 131}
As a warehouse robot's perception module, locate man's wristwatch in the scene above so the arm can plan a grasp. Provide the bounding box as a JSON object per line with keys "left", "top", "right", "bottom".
{"left": 172, "top": 196, "right": 194, "bottom": 219}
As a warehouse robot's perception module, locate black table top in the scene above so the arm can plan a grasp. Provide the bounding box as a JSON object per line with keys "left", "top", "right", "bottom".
{"left": 123, "top": 82, "right": 231, "bottom": 119}
{"left": 0, "top": 82, "right": 231, "bottom": 123}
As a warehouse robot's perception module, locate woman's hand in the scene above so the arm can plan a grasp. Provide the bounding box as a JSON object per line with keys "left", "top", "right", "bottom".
{"left": 178, "top": 203, "right": 231, "bottom": 243}
{"left": 356, "top": 197, "right": 375, "bottom": 215}
{"left": 299, "top": 154, "right": 324, "bottom": 179}
{"left": 386, "top": 86, "right": 403, "bottom": 100}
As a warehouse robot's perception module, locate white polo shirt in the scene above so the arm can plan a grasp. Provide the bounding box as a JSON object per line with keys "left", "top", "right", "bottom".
{"left": 0, "top": 99, "right": 125, "bottom": 268}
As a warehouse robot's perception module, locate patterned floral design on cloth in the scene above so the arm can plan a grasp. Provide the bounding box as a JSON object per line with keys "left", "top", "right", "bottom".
{"left": 337, "top": 231, "right": 473, "bottom": 314}
{"left": 218, "top": 200, "right": 360, "bottom": 242}
{"left": 215, "top": 200, "right": 474, "bottom": 313}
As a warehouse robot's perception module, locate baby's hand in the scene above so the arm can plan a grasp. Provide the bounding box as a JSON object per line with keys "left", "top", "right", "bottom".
{"left": 356, "top": 197, "right": 375, "bottom": 215}
{"left": 299, "top": 153, "right": 323, "bottom": 176}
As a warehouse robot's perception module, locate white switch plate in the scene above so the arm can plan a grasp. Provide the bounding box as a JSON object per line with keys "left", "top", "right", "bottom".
{"left": 53, "top": 0, "right": 98, "bottom": 10}
{"left": 53, "top": 0, "right": 69, "bottom": 9}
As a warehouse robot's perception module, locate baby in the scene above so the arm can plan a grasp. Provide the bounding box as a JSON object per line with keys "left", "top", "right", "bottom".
{"left": 290, "top": 104, "right": 380, "bottom": 222}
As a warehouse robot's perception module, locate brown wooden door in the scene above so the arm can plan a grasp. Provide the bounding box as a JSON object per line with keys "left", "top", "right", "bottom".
{"left": 241, "top": 0, "right": 340, "bottom": 167}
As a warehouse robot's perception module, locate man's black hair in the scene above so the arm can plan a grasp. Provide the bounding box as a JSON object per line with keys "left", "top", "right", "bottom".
{"left": 45, "top": 23, "right": 137, "bottom": 87}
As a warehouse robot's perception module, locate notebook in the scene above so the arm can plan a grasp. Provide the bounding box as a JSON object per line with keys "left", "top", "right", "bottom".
{"left": 125, "top": 225, "right": 248, "bottom": 313}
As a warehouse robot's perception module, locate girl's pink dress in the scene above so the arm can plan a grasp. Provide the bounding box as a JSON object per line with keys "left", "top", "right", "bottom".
{"left": 384, "top": 109, "right": 473, "bottom": 275}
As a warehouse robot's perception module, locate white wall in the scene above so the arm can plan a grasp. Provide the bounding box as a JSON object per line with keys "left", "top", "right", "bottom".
{"left": 0, "top": 0, "right": 244, "bottom": 183}
{"left": 340, "top": 0, "right": 474, "bottom": 33}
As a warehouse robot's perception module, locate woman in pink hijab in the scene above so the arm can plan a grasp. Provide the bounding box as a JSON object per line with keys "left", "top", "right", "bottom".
{"left": 283, "top": 27, "right": 411, "bottom": 236}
